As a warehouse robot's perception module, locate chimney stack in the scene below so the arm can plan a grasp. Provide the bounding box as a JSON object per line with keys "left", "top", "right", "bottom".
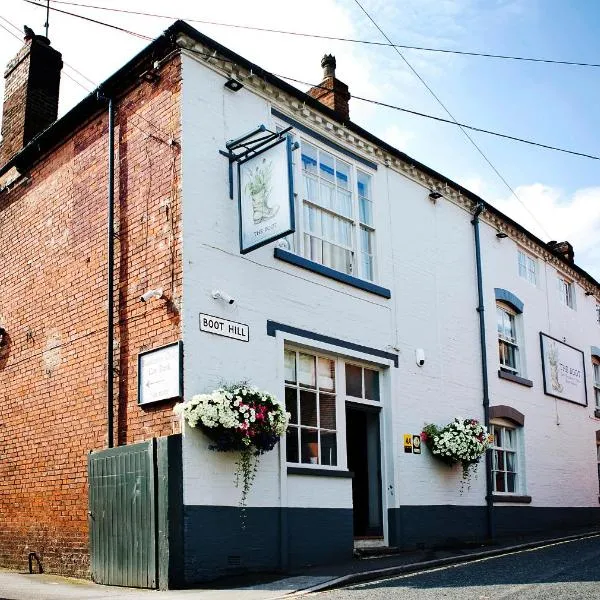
{"left": 548, "top": 240, "right": 575, "bottom": 263}
{"left": 1, "top": 29, "right": 63, "bottom": 166}
{"left": 307, "top": 55, "right": 351, "bottom": 122}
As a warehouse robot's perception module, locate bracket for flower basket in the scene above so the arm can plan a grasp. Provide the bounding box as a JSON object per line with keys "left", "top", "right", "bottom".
{"left": 219, "top": 124, "right": 295, "bottom": 199}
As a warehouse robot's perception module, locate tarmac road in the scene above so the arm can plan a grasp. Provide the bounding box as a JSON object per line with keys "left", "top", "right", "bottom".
{"left": 316, "top": 534, "right": 600, "bottom": 600}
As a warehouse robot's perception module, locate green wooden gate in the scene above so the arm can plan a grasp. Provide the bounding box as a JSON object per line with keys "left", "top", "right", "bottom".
{"left": 88, "top": 440, "right": 157, "bottom": 588}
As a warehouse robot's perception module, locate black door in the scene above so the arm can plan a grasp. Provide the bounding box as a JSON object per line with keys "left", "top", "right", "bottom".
{"left": 346, "top": 405, "right": 383, "bottom": 537}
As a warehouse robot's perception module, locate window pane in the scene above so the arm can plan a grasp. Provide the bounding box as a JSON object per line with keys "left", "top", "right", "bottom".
{"left": 359, "top": 197, "right": 373, "bottom": 226}
{"left": 319, "top": 393, "right": 336, "bottom": 430}
{"left": 495, "top": 472, "right": 505, "bottom": 492}
{"left": 301, "top": 142, "right": 317, "bottom": 174}
{"left": 304, "top": 233, "right": 322, "bottom": 264}
{"left": 505, "top": 429, "right": 516, "bottom": 449}
{"left": 301, "top": 428, "right": 319, "bottom": 464}
{"left": 337, "top": 189, "right": 352, "bottom": 218}
{"left": 318, "top": 358, "right": 335, "bottom": 392}
{"left": 285, "top": 387, "right": 298, "bottom": 424}
{"left": 496, "top": 450, "right": 505, "bottom": 470}
{"left": 346, "top": 364, "right": 362, "bottom": 397}
{"left": 506, "top": 452, "right": 515, "bottom": 472}
{"left": 319, "top": 151, "right": 335, "bottom": 182}
{"left": 336, "top": 159, "right": 350, "bottom": 191}
{"left": 493, "top": 427, "right": 501, "bottom": 447}
{"left": 303, "top": 174, "right": 318, "bottom": 202}
{"left": 298, "top": 354, "right": 316, "bottom": 388}
{"left": 299, "top": 390, "right": 317, "bottom": 426}
{"left": 322, "top": 241, "right": 352, "bottom": 274}
{"left": 320, "top": 431, "right": 337, "bottom": 466}
{"left": 357, "top": 170, "right": 371, "bottom": 200}
{"left": 284, "top": 350, "right": 296, "bottom": 383}
{"left": 364, "top": 368, "right": 380, "bottom": 401}
{"left": 286, "top": 427, "right": 299, "bottom": 463}
{"left": 361, "top": 253, "right": 374, "bottom": 282}
{"left": 507, "top": 472, "right": 516, "bottom": 493}
{"left": 360, "top": 226, "right": 374, "bottom": 254}
{"left": 320, "top": 181, "right": 335, "bottom": 210}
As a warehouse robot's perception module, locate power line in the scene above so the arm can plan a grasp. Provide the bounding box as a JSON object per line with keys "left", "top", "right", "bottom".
{"left": 0, "top": 12, "right": 173, "bottom": 142}
{"left": 352, "top": 0, "right": 551, "bottom": 238}
{"left": 0, "top": 15, "right": 94, "bottom": 91}
{"left": 18, "top": 4, "right": 600, "bottom": 163}
{"left": 40, "top": 0, "right": 600, "bottom": 70}
{"left": 24, "top": 0, "right": 152, "bottom": 40}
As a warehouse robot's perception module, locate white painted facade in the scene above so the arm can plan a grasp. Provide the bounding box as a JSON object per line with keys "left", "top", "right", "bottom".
{"left": 177, "top": 38, "right": 600, "bottom": 551}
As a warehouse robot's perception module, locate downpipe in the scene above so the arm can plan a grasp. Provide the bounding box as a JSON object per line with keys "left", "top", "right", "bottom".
{"left": 471, "top": 202, "right": 494, "bottom": 541}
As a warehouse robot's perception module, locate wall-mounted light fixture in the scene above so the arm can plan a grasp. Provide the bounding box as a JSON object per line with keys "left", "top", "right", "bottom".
{"left": 496, "top": 231, "right": 508, "bottom": 239}
{"left": 585, "top": 291, "right": 595, "bottom": 296}
{"left": 0, "top": 327, "right": 5, "bottom": 346}
{"left": 224, "top": 78, "right": 244, "bottom": 92}
{"left": 428, "top": 190, "right": 442, "bottom": 202}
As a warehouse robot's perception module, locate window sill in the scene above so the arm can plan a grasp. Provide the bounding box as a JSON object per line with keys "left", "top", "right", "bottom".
{"left": 287, "top": 466, "right": 354, "bottom": 478}
{"left": 498, "top": 370, "right": 533, "bottom": 388}
{"left": 274, "top": 248, "right": 391, "bottom": 299}
{"left": 492, "top": 494, "right": 532, "bottom": 504}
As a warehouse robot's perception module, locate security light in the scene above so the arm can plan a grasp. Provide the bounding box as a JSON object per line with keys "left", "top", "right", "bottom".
{"left": 224, "top": 78, "right": 243, "bottom": 92}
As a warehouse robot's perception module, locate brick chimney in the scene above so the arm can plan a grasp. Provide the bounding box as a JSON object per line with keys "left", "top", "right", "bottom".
{"left": 1, "top": 30, "right": 62, "bottom": 165}
{"left": 548, "top": 240, "right": 575, "bottom": 263}
{"left": 307, "top": 54, "right": 351, "bottom": 121}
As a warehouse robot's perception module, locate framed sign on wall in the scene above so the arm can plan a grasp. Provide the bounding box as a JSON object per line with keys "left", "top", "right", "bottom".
{"left": 238, "top": 135, "right": 295, "bottom": 254}
{"left": 138, "top": 341, "right": 183, "bottom": 406}
{"left": 540, "top": 333, "right": 587, "bottom": 406}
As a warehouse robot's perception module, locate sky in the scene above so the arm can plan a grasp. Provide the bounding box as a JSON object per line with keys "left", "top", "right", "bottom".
{"left": 1, "top": 0, "right": 599, "bottom": 279}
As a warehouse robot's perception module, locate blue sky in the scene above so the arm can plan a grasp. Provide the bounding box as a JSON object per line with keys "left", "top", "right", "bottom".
{"left": 1, "top": 0, "right": 599, "bottom": 278}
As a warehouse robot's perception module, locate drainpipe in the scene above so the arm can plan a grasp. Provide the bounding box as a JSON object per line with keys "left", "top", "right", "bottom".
{"left": 471, "top": 202, "right": 494, "bottom": 541}
{"left": 103, "top": 95, "right": 115, "bottom": 448}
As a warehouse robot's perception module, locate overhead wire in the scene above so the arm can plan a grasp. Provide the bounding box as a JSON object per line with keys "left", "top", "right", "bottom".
{"left": 40, "top": 0, "right": 600, "bottom": 69}
{"left": 18, "top": 2, "right": 600, "bottom": 165}
{"left": 0, "top": 12, "right": 173, "bottom": 143}
{"left": 352, "top": 0, "right": 551, "bottom": 238}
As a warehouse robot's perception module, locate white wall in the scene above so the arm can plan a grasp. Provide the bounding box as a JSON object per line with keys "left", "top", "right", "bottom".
{"left": 179, "top": 51, "right": 600, "bottom": 519}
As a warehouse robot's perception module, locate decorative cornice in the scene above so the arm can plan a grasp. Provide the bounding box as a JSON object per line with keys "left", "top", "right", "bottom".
{"left": 180, "top": 37, "right": 598, "bottom": 295}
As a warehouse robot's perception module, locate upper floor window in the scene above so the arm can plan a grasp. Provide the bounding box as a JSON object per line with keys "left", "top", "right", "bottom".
{"left": 593, "top": 360, "right": 600, "bottom": 409}
{"left": 517, "top": 249, "right": 537, "bottom": 286}
{"left": 558, "top": 276, "right": 575, "bottom": 309}
{"left": 497, "top": 303, "right": 520, "bottom": 375}
{"left": 299, "top": 140, "right": 375, "bottom": 281}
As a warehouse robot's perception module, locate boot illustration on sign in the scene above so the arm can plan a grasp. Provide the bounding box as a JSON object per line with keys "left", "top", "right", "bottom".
{"left": 548, "top": 341, "right": 564, "bottom": 394}
{"left": 244, "top": 157, "right": 280, "bottom": 224}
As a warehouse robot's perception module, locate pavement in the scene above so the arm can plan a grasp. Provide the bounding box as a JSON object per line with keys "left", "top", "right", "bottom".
{"left": 0, "top": 528, "right": 599, "bottom": 600}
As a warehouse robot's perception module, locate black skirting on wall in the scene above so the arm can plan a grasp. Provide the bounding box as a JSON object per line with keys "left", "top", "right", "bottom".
{"left": 388, "top": 505, "right": 600, "bottom": 548}
{"left": 182, "top": 505, "right": 353, "bottom": 584}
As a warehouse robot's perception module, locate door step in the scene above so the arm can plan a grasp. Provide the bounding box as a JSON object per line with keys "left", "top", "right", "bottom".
{"left": 353, "top": 541, "right": 400, "bottom": 558}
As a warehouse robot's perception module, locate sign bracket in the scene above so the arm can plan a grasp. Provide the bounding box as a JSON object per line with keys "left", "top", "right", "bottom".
{"left": 219, "top": 124, "right": 293, "bottom": 199}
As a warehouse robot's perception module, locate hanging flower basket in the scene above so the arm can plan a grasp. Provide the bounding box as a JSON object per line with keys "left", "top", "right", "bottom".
{"left": 421, "top": 418, "right": 492, "bottom": 488}
{"left": 174, "top": 384, "right": 289, "bottom": 509}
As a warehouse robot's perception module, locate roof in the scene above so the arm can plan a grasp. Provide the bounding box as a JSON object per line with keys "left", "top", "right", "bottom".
{"left": 1, "top": 19, "right": 598, "bottom": 290}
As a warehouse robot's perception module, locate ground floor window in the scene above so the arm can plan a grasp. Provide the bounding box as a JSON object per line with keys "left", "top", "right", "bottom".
{"left": 491, "top": 423, "right": 519, "bottom": 494}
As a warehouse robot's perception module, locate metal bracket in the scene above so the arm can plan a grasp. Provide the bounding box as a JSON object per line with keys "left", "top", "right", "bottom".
{"left": 219, "top": 124, "right": 294, "bottom": 199}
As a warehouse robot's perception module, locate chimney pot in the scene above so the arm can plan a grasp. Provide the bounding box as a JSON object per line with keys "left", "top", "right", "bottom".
{"left": 548, "top": 240, "right": 575, "bottom": 263}
{"left": 307, "top": 53, "right": 351, "bottom": 122}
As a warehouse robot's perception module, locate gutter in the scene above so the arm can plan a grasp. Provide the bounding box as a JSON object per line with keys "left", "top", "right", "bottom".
{"left": 471, "top": 202, "right": 494, "bottom": 541}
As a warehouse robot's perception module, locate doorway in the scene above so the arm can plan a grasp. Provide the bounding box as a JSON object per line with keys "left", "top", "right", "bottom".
{"left": 346, "top": 404, "right": 383, "bottom": 538}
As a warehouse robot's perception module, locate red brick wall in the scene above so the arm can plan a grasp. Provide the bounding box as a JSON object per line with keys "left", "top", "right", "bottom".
{"left": 0, "top": 55, "right": 182, "bottom": 577}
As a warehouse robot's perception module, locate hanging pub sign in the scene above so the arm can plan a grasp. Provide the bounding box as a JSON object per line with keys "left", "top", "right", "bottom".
{"left": 220, "top": 124, "right": 295, "bottom": 255}
{"left": 540, "top": 333, "right": 587, "bottom": 406}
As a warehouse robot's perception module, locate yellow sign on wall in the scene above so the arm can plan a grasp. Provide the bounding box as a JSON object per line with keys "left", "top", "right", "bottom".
{"left": 403, "top": 433, "right": 413, "bottom": 453}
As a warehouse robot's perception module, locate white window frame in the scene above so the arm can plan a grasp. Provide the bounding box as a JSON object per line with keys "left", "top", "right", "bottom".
{"left": 497, "top": 302, "right": 521, "bottom": 376}
{"left": 490, "top": 419, "right": 525, "bottom": 496}
{"left": 517, "top": 249, "right": 537, "bottom": 286}
{"left": 284, "top": 346, "right": 382, "bottom": 470}
{"left": 285, "top": 132, "right": 377, "bottom": 283}
{"left": 593, "top": 360, "right": 600, "bottom": 410}
{"left": 558, "top": 275, "right": 576, "bottom": 309}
